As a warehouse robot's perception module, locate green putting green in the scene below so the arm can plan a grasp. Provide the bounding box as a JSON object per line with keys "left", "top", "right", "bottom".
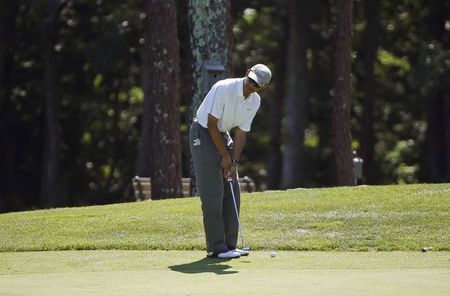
{"left": 1, "top": 251, "right": 449, "bottom": 296}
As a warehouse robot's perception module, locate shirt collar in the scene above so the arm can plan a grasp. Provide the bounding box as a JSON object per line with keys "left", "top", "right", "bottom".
{"left": 240, "top": 77, "right": 255, "bottom": 101}
{"left": 240, "top": 78, "right": 246, "bottom": 98}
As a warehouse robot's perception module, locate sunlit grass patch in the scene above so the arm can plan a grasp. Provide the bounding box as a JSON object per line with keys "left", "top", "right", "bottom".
{"left": 0, "top": 183, "right": 449, "bottom": 252}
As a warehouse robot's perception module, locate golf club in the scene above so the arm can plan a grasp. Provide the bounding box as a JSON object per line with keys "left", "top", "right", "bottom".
{"left": 228, "top": 180, "right": 250, "bottom": 251}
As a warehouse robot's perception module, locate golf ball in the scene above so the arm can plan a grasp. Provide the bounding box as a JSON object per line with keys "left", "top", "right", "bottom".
{"left": 271, "top": 252, "right": 276, "bottom": 257}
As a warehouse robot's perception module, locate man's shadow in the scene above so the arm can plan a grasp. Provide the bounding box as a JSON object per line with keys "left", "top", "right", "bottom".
{"left": 169, "top": 257, "right": 238, "bottom": 275}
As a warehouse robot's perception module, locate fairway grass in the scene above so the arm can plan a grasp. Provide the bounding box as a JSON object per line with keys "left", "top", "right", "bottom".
{"left": 1, "top": 183, "right": 449, "bottom": 252}
{"left": 1, "top": 184, "right": 449, "bottom": 295}
{"left": 1, "top": 251, "right": 449, "bottom": 296}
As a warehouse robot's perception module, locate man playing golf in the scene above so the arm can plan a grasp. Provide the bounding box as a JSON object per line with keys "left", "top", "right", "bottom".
{"left": 190, "top": 64, "right": 272, "bottom": 259}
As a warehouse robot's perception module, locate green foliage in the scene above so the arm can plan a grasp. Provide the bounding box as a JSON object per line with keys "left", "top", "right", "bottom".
{"left": 231, "top": 4, "right": 282, "bottom": 187}
{"left": 377, "top": 49, "right": 411, "bottom": 72}
{"left": 1, "top": 0, "right": 144, "bottom": 209}
{"left": 1, "top": 0, "right": 449, "bottom": 211}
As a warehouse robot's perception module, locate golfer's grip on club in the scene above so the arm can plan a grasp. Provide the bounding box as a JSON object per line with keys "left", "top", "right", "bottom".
{"left": 224, "top": 128, "right": 246, "bottom": 180}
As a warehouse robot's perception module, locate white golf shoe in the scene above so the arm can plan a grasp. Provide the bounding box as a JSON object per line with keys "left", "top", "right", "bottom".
{"left": 207, "top": 250, "right": 241, "bottom": 259}
{"left": 231, "top": 248, "right": 250, "bottom": 256}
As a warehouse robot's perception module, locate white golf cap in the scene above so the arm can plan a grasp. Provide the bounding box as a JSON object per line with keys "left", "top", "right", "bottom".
{"left": 248, "top": 64, "right": 272, "bottom": 87}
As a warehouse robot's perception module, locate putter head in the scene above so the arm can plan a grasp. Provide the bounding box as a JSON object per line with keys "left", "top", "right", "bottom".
{"left": 242, "top": 246, "right": 251, "bottom": 251}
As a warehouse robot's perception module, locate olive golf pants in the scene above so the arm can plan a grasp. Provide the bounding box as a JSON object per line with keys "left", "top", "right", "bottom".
{"left": 189, "top": 121, "right": 241, "bottom": 253}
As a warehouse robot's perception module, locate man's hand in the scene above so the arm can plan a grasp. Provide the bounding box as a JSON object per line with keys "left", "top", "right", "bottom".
{"left": 221, "top": 155, "right": 232, "bottom": 180}
{"left": 226, "top": 162, "right": 238, "bottom": 180}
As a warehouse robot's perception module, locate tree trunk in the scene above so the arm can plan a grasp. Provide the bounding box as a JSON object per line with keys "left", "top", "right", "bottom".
{"left": 281, "top": 0, "right": 310, "bottom": 189}
{"left": 360, "top": 0, "right": 380, "bottom": 184}
{"left": 309, "top": 0, "right": 335, "bottom": 186}
{"left": 332, "top": 0, "right": 354, "bottom": 186}
{"left": 423, "top": 0, "right": 450, "bottom": 182}
{"left": 446, "top": 93, "right": 450, "bottom": 181}
{"left": 176, "top": 0, "right": 195, "bottom": 179}
{"left": 424, "top": 96, "right": 447, "bottom": 182}
{"left": 188, "top": 0, "right": 232, "bottom": 114}
{"left": 137, "top": 0, "right": 183, "bottom": 199}
{"left": 187, "top": 0, "right": 232, "bottom": 194}
{"left": 40, "top": 0, "right": 63, "bottom": 207}
{"left": 0, "top": 2, "right": 21, "bottom": 212}
{"left": 0, "top": 2, "right": 7, "bottom": 91}
{"left": 267, "top": 9, "right": 288, "bottom": 190}
{"left": 0, "top": 2, "right": 8, "bottom": 212}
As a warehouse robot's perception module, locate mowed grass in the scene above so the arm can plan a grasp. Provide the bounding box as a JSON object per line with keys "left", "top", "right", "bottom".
{"left": 1, "top": 251, "right": 449, "bottom": 296}
{"left": 0, "top": 183, "right": 449, "bottom": 252}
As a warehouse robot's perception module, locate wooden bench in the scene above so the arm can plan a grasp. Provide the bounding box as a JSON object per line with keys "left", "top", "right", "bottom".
{"left": 132, "top": 176, "right": 256, "bottom": 201}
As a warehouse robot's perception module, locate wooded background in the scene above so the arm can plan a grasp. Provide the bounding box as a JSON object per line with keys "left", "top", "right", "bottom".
{"left": 0, "top": 0, "right": 449, "bottom": 212}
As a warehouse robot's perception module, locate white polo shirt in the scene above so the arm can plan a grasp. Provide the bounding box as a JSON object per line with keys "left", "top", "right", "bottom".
{"left": 196, "top": 78, "right": 261, "bottom": 132}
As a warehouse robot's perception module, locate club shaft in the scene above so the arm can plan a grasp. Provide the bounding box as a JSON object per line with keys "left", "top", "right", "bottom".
{"left": 229, "top": 181, "right": 245, "bottom": 247}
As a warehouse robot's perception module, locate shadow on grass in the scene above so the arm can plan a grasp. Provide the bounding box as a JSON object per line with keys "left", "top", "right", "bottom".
{"left": 169, "top": 257, "right": 238, "bottom": 275}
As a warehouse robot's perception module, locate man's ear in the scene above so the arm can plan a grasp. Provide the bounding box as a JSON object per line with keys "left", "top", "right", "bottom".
{"left": 245, "top": 69, "right": 251, "bottom": 76}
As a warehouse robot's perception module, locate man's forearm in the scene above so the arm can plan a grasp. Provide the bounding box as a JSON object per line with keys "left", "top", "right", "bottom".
{"left": 232, "top": 128, "right": 247, "bottom": 162}
{"left": 206, "top": 114, "right": 229, "bottom": 159}
{"left": 207, "top": 122, "right": 229, "bottom": 159}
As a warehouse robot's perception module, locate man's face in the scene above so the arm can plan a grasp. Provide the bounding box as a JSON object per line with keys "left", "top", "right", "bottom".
{"left": 245, "top": 77, "right": 262, "bottom": 94}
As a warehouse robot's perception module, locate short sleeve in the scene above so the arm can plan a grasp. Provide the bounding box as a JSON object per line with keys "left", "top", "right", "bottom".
{"left": 238, "top": 112, "right": 256, "bottom": 132}
{"left": 207, "top": 84, "right": 226, "bottom": 119}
